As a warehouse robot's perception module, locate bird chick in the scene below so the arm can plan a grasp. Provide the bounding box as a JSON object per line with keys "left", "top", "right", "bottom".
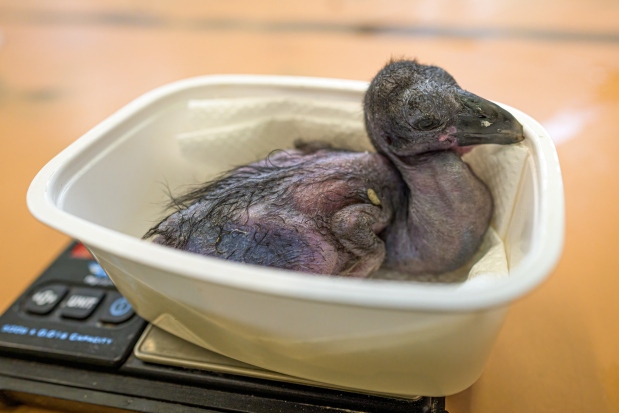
{"left": 145, "top": 59, "right": 524, "bottom": 278}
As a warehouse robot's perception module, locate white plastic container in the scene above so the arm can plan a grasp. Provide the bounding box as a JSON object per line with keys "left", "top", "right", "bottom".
{"left": 27, "top": 75, "right": 564, "bottom": 397}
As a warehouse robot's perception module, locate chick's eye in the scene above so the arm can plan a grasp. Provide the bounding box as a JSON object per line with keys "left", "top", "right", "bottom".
{"left": 414, "top": 117, "right": 441, "bottom": 131}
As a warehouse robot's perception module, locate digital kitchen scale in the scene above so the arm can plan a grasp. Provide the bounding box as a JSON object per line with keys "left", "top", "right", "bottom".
{"left": 0, "top": 242, "right": 448, "bottom": 412}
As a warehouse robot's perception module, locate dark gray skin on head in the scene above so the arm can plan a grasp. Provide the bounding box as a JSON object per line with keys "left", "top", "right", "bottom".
{"left": 145, "top": 59, "right": 524, "bottom": 278}
{"left": 364, "top": 59, "right": 524, "bottom": 274}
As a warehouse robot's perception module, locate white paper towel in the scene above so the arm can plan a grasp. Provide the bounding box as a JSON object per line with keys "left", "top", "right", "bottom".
{"left": 176, "top": 97, "right": 529, "bottom": 283}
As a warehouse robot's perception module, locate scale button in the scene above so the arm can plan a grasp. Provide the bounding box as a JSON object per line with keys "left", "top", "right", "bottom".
{"left": 99, "top": 294, "right": 135, "bottom": 324}
{"left": 61, "top": 288, "right": 105, "bottom": 320}
{"left": 24, "top": 285, "right": 68, "bottom": 315}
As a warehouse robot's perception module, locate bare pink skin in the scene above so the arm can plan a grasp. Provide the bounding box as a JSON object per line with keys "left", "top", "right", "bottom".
{"left": 148, "top": 147, "right": 404, "bottom": 277}
{"left": 378, "top": 150, "right": 492, "bottom": 274}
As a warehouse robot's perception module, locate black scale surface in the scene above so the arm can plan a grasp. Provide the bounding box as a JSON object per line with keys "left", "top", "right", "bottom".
{"left": 0, "top": 242, "right": 447, "bottom": 413}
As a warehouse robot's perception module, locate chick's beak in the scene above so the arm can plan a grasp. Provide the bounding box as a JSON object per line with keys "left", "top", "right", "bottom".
{"left": 454, "top": 90, "right": 525, "bottom": 146}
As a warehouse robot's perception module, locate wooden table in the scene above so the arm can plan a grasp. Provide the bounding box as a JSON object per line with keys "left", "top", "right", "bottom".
{"left": 1, "top": 1, "right": 618, "bottom": 412}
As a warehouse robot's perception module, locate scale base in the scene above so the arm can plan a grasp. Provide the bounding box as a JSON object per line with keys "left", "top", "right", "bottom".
{"left": 0, "top": 242, "right": 448, "bottom": 412}
{"left": 0, "top": 347, "right": 448, "bottom": 413}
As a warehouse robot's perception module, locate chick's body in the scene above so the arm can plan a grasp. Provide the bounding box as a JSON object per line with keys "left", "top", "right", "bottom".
{"left": 146, "top": 147, "right": 403, "bottom": 277}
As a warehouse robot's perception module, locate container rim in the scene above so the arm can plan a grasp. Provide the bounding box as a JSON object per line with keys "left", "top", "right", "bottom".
{"left": 27, "top": 74, "right": 565, "bottom": 312}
